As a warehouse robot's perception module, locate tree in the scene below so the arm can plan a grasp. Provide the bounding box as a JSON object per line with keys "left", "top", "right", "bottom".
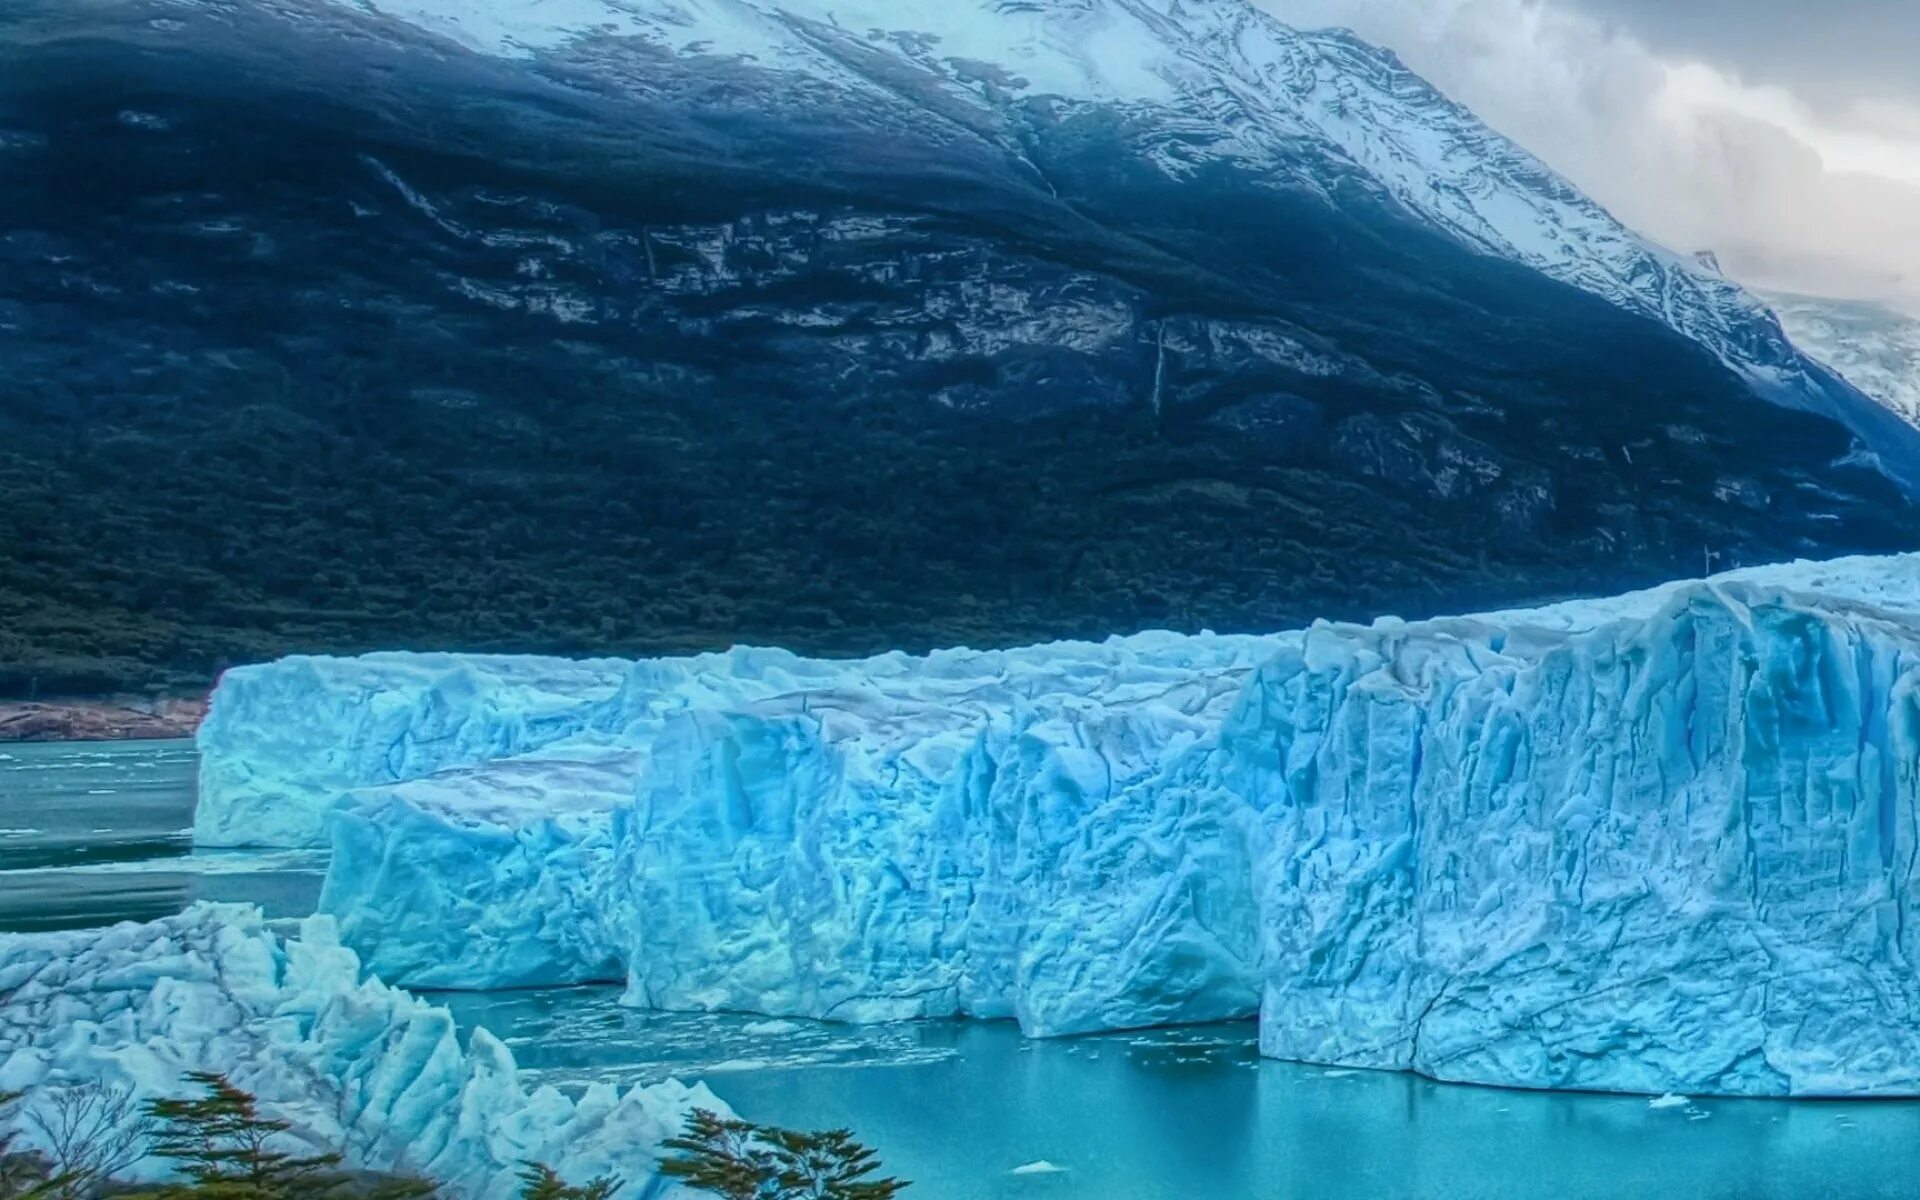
{"left": 25, "top": 1083, "right": 155, "bottom": 1199}
{"left": 659, "top": 1110, "right": 906, "bottom": 1200}
{"left": 514, "top": 1163, "right": 618, "bottom": 1200}
{"left": 132, "top": 1073, "right": 432, "bottom": 1200}
{"left": 0, "top": 1090, "right": 68, "bottom": 1200}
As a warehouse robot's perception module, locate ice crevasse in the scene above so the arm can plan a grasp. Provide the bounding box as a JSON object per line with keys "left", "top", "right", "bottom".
{"left": 197, "top": 555, "right": 1920, "bottom": 1095}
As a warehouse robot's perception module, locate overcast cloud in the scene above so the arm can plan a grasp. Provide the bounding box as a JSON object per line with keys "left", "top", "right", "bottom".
{"left": 1261, "top": 0, "right": 1920, "bottom": 312}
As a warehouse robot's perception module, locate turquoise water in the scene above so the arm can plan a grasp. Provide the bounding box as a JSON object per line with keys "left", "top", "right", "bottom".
{"left": 12, "top": 741, "right": 1920, "bottom": 1197}
{"left": 446, "top": 987, "right": 1920, "bottom": 1200}
{"left": 0, "top": 739, "right": 324, "bottom": 931}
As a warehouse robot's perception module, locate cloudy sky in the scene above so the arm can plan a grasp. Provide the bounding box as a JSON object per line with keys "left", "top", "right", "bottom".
{"left": 1263, "top": 0, "right": 1920, "bottom": 312}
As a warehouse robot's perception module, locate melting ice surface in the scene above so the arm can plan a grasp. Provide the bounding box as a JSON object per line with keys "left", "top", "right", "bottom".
{"left": 199, "top": 554, "right": 1920, "bottom": 1096}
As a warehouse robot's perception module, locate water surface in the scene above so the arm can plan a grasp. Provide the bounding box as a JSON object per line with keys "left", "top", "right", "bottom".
{"left": 450, "top": 988, "right": 1920, "bottom": 1200}
{"left": 0, "top": 739, "right": 324, "bottom": 930}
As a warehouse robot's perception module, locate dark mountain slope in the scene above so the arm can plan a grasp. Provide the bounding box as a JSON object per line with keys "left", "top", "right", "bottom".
{"left": 0, "top": 2, "right": 1912, "bottom": 694}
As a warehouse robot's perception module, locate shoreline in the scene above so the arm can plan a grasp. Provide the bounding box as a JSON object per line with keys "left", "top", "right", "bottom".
{"left": 0, "top": 695, "right": 207, "bottom": 742}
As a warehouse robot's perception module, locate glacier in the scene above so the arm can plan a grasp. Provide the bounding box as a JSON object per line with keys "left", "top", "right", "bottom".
{"left": 194, "top": 653, "right": 633, "bottom": 848}
{"left": 0, "top": 905, "right": 721, "bottom": 1198}
{"left": 290, "top": 633, "right": 1289, "bottom": 1011}
{"left": 1768, "top": 290, "right": 1920, "bottom": 433}
{"left": 198, "top": 555, "right": 1920, "bottom": 1095}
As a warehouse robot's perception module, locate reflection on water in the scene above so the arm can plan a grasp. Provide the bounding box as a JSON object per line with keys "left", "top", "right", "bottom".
{"left": 0, "top": 740, "right": 325, "bottom": 931}
{"left": 12, "top": 741, "right": 1920, "bottom": 1198}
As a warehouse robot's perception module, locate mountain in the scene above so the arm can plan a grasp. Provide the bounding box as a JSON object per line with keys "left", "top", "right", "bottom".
{"left": 1, "top": 0, "right": 1915, "bottom": 695}
{"left": 1766, "top": 291, "right": 1920, "bottom": 431}
{"left": 339, "top": 0, "right": 1920, "bottom": 472}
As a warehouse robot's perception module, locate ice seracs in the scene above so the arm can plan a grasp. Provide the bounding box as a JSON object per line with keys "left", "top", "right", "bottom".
{"left": 200, "top": 554, "right": 1920, "bottom": 1096}
{"left": 0, "top": 905, "right": 720, "bottom": 1198}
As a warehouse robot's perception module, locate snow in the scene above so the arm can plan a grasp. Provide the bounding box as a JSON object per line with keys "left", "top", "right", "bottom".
{"left": 200, "top": 553, "right": 1920, "bottom": 1095}
{"left": 316, "top": 0, "right": 1849, "bottom": 419}
{"left": 1767, "top": 291, "right": 1920, "bottom": 431}
{"left": 0, "top": 905, "right": 720, "bottom": 1198}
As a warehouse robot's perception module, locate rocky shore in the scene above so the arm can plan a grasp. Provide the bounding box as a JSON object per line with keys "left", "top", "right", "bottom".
{"left": 0, "top": 695, "right": 207, "bottom": 742}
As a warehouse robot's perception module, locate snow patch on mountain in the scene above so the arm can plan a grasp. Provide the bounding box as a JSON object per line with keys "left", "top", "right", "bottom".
{"left": 1767, "top": 291, "right": 1920, "bottom": 431}
{"left": 330, "top": 0, "right": 1829, "bottom": 404}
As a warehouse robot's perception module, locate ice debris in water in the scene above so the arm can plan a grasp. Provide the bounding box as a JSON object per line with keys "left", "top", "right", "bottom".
{"left": 196, "top": 554, "right": 1920, "bottom": 1096}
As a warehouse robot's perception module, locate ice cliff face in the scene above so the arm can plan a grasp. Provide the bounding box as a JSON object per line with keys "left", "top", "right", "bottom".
{"left": 199, "top": 555, "right": 1920, "bottom": 1095}
{"left": 285, "top": 633, "right": 1288, "bottom": 1013}
{"left": 1239, "top": 578, "right": 1920, "bottom": 1094}
{"left": 0, "top": 906, "right": 719, "bottom": 1198}
{"left": 196, "top": 654, "right": 632, "bottom": 848}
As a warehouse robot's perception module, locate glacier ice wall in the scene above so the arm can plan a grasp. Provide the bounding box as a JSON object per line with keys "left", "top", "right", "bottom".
{"left": 613, "top": 653, "right": 1272, "bottom": 1034}
{"left": 196, "top": 653, "right": 632, "bottom": 847}
{"left": 320, "top": 746, "right": 639, "bottom": 988}
{"left": 0, "top": 905, "right": 720, "bottom": 1198}
{"left": 1233, "top": 582, "right": 1920, "bottom": 1095}
{"left": 201, "top": 555, "right": 1920, "bottom": 1094}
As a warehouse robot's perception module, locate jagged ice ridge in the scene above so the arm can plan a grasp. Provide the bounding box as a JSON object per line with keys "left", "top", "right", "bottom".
{"left": 0, "top": 906, "right": 721, "bottom": 1198}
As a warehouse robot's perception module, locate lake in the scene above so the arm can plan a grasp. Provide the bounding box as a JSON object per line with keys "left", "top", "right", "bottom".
{"left": 0, "top": 739, "right": 325, "bottom": 931}
{"left": 6, "top": 741, "right": 1918, "bottom": 1199}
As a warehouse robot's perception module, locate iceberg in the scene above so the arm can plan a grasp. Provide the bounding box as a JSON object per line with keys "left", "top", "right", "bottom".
{"left": 202, "top": 555, "right": 1920, "bottom": 1095}
{"left": 0, "top": 905, "right": 719, "bottom": 1198}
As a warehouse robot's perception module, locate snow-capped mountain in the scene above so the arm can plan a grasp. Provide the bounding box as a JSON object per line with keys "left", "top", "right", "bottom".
{"left": 323, "top": 0, "right": 1916, "bottom": 477}
{"left": 1767, "top": 291, "right": 1920, "bottom": 431}
{"left": 5, "top": 0, "right": 1918, "bottom": 690}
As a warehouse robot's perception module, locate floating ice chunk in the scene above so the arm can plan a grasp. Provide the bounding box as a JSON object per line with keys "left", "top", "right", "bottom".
{"left": 1010, "top": 1161, "right": 1068, "bottom": 1175}
{"left": 741, "top": 1019, "right": 805, "bottom": 1036}
{"left": 1647, "top": 1094, "right": 1692, "bottom": 1111}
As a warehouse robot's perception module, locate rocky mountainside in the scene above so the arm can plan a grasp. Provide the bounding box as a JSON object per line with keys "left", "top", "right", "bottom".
{"left": 339, "top": 0, "right": 1918, "bottom": 470}
{"left": 1, "top": 0, "right": 1915, "bottom": 694}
